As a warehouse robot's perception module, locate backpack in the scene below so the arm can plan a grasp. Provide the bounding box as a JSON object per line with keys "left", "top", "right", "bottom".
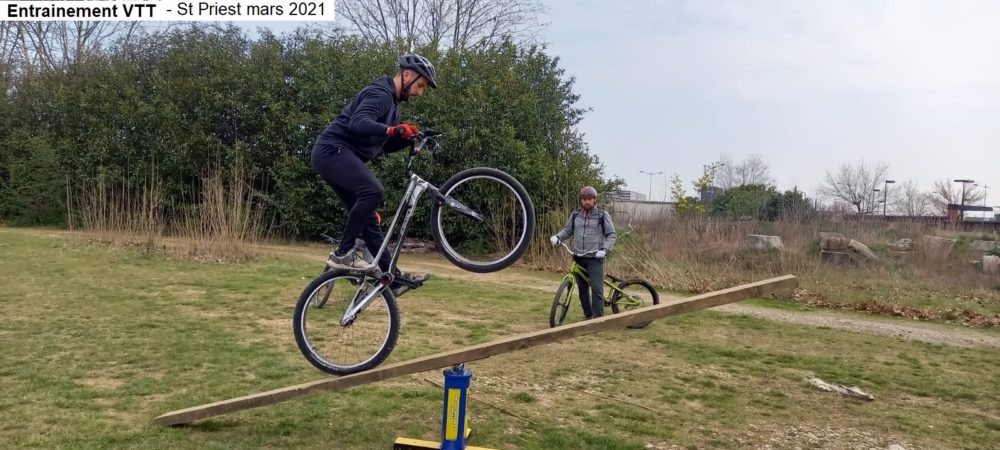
{"left": 570, "top": 207, "right": 607, "bottom": 235}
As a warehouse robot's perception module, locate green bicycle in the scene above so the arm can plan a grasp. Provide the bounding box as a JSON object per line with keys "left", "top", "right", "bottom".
{"left": 549, "top": 242, "right": 659, "bottom": 328}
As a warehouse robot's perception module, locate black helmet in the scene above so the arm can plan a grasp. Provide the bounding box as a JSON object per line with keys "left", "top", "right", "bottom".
{"left": 579, "top": 186, "right": 598, "bottom": 198}
{"left": 398, "top": 53, "right": 438, "bottom": 89}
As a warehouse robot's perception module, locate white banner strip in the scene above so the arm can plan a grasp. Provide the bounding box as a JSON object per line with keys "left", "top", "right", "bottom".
{"left": 1, "top": 0, "right": 336, "bottom": 22}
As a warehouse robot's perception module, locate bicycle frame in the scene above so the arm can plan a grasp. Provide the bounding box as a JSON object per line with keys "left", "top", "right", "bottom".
{"left": 557, "top": 238, "right": 643, "bottom": 311}
{"left": 339, "top": 133, "right": 484, "bottom": 325}
{"left": 563, "top": 261, "right": 640, "bottom": 308}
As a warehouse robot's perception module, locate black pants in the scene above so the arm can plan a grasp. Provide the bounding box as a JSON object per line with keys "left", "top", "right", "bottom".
{"left": 572, "top": 256, "right": 605, "bottom": 318}
{"left": 311, "top": 143, "right": 391, "bottom": 272}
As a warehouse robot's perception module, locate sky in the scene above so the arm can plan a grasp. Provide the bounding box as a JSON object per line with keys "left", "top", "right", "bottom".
{"left": 539, "top": 0, "right": 1000, "bottom": 206}
{"left": 246, "top": 0, "right": 1000, "bottom": 209}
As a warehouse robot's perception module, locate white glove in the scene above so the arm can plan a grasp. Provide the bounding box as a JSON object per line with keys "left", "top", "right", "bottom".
{"left": 549, "top": 235, "right": 560, "bottom": 246}
{"left": 595, "top": 249, "right": 607, "bottom": 259}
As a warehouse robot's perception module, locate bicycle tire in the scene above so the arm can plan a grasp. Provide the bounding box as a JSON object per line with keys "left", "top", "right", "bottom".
{"left": 549, "top": 278, "right": 574, "bottom": 327}
{"left": 610, "top": 278, "right": 659, "bottom": 329}
{"left": 293, "top": 269, "right": 400, "bottom": 375}
{"left": 430, "top": 167, "right": 535, "bottom": 273}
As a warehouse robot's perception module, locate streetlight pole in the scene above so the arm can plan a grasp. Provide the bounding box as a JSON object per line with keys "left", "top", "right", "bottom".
{"left": 703, "top": 162, "right": 726, "bottom": 174}
{"left": 954, "top": 179, "right": 975, "bottom": 221}
{"left": 883, "top": 179, "right": 895, "bottom": 216}
{"left": 872, "top": 188, "right": 881, "bottom": 215}
{"left": 986, "top": 186, "right": 991, "bottom": 219}
{"left": 975, "top": 184, "right": 990, "bottom": 219}
{"left": 664, "top": 169, "right": 668, "bottom": 202}
{"left": 639, "top": 170, "right": 662, "bottom": 201}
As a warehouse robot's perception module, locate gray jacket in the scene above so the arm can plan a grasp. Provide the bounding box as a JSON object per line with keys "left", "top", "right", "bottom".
{"left": 554, "top": 207, "right": 617, "bottom": 256}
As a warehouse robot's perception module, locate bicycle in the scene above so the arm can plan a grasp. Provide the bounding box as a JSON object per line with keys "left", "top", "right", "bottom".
{"left": 549, "top": 242, "right": 659, "bottom": 329}
{"left": 294, "top": 130, "right": 536, "bottom": 375}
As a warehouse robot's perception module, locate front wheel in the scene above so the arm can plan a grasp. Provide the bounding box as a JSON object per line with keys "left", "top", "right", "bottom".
{"left": 293, "top": 269, "right": 400, "bottom": 375}
{"left": 549, "top": 278, "right": 575, "bottom": 327}
{"left": 610, "top": 279, "right": 660, "bottom": 329}
{"left": 431, "top": 167, "right": 535, "bottom": 273}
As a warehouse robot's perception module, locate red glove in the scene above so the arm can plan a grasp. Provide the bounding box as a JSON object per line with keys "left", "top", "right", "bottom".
{"left": 387, "top": 123, "right": 419, "bottom": 140}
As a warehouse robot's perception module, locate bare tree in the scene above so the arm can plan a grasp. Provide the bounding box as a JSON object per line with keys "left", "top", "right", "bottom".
{"left": 337, "top": 0, "right": 545, "bottom": 50}
{"left": 716, "top": 153, "right": 773, "bottom": 189}
{"left": 890, "top": 180, "right": 931, "bottom": 216}
{"left": 1, "top": 22, "right": 16, "bottom": 86}
{"left": 928, "top": 179, "right": 985, "bottom": 217}
{"left": 1, "top": 21, "right": 140, "bottom": 76}
{"left": 817, "top": 161, "right": 889, "bottom": 215}
{"left": 337, "top": 0, "right": 420, "bottom": 49}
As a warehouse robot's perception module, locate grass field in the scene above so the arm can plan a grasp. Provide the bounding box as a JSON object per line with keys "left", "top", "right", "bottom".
{"left": 1, "top": 227, "right": 997, "bottom": 449}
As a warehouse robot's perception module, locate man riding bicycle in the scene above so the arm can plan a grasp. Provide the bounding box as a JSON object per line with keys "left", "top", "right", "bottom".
{"left": 550, "top": 186, "right": 617, "bottom": 318}
{"left": 311, "top": 53, "right": 436, "bottom": 297}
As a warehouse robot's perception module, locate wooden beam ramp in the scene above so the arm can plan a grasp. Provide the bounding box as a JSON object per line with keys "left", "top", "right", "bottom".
{"left": 156, "top": 275, "right": 797, "bottom": 426}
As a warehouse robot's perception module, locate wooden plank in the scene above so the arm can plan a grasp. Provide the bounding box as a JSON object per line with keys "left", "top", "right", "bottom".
{"left": 156, "top": 275, "right": 797, "bottom": 426}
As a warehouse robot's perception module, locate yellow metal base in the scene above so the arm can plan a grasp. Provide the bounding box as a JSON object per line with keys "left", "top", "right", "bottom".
{"left": 394, "top": 428, "right": 496, "bottom": 450}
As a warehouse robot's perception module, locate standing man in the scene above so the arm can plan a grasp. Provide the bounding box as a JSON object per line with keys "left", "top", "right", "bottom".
{"left": 550, "top": 186, "right": 617, "bottom": 318}
{"left": 311, "top": 53, "right": 437, "bottom": 296}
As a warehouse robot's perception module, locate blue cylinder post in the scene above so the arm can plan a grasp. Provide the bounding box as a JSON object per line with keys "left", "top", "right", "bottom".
{"left": 440, "top": 364, "right": 472, "bottom": 450}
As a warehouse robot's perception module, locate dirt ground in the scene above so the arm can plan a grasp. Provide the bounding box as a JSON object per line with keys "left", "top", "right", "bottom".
{"left": 395, "top": 253, "right": 1000, "bottom": 349}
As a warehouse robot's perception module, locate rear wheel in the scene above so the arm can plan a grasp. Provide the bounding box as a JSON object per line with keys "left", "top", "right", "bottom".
{"left": 610, "top": 278, "right": 659, "bottom": 329}
{"left": 293, "top": 269, "right": 400, "bottom": 375}
{"left": 430, "top": 167, "right": 535, "bottom": 273}
{"left": 549, "top": 278, "right": 574, "bottom": 327}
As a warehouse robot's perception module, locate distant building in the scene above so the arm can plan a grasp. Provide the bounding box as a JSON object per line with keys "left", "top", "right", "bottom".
{"left": 946, "top": 203, "right": 993, "bottom": 222}
{"left": 606, "top": 199, "right": 676, "bottom": 221}
{"left": 610, "top": 190, "right": 647, "bottom": 201}
{"left": 700, "top": 186, "right": 725, "bottom": 202}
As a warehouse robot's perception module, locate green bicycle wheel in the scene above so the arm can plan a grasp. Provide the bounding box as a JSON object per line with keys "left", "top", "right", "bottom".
{"left": 610, "top": 278, "right": 659, "bottom": 329}
{"left": 549, "top": 278, "right": 574, "bottom": 327}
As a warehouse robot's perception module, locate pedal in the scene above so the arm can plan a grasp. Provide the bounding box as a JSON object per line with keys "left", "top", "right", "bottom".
{"left": 395, "top": 278, "right": 420, "bottom": 288}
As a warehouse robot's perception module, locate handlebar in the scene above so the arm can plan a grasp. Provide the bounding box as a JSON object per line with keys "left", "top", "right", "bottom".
{"left": 404, "top": 129, "right": 444, "bottom": 176}
{"left": 558, "top": 241, "right": 599, "bottom": 258}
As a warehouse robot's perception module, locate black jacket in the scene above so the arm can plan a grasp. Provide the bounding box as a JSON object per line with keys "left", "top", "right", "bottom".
{"left": 316, "top": 76, "right": 406, "bottom": 162}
